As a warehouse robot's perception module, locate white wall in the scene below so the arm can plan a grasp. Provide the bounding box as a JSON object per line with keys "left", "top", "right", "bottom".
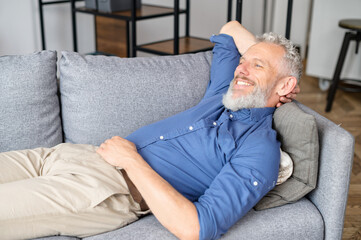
{"left": 0, "top": 1, "right": 39, "bottom": 55}
{"left": 0, "top": 0, "right": 94, "bottom": 56}
{"left": 271, "top": 0, "right": 312, "bottom": 58}
{"left": 0, "top": 0, "right": 311, "bottom": 58}
{"left": 306, "top": 0, "right": 361, "bottom": 81}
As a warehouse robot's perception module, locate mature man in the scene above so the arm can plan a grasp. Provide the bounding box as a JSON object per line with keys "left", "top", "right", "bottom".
{"left": 0, "top": 21, "right": 301, "bottom": 240}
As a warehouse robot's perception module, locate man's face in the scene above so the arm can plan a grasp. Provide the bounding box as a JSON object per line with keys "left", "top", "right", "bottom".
{"left": 230, "top": 42, "right": 285, "bottom": 101}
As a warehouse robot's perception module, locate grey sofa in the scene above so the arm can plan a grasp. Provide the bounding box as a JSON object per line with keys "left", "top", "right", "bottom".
{"left": 0, "top": 50, "right": 354, "bottom": 240}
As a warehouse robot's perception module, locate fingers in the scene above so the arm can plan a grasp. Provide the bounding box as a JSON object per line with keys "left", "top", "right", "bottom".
{"left": 284, "top": 92, "right": 297, "bottom": 99}
{"left": 279, "top": 96, "right": 292, "bottom": 103}
{"left": 97, "top": 136, "right": 136, "bottom": 153}
{"left": 293, "top": 84, "right": 300, "bottom": 94}
{"left": 277, "top": 95, "right": 292, "bottom": 108}
{"left": 100, "top": 136, "right": 121, "bottom": 145}
{"left": 276, "top": 84, "right": 300, "bottom": 108}
{"left": 96, "top": 136, "right": 126, "bottom": 167}
{"left": 97, "top": 137, "right": 119, "bottom": 152}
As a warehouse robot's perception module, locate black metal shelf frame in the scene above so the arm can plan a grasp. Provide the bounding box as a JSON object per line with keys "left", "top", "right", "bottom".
{"left": 39, "top": 0, "right": 293, "bottom": 56}
{"left": 71, "top": 2, "right": 189, "bottom": 56}
{"left": 40, "top": 0, "right": 242, "bottom": 56}
{"left": 71, "top": 0, "right": 203, "bottom": 56}
{"left": 38, "top": 0, "right": 83, "bottom": 50}
{"left": 70, "top": 0, "right": 240, "bottom": 57}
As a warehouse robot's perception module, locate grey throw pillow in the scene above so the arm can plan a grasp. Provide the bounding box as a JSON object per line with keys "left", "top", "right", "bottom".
{"left": 254, "top": 102, "right": 319, "bottom": 210}
{"left": 0, "top": 51, "right": 63, "bottom": 152}
{"left": 59, "top": 51, "right": 212, "bottom": 145}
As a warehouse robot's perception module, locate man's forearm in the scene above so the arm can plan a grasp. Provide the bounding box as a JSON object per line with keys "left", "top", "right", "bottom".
{"left": 96, "top": 136, "right": 200, "bottom": 240}
{"left": 125, "top": 156, "right": 200, "bottom": 240}
{"left": 220, "top": 20, "right": 256, "bottom": 55}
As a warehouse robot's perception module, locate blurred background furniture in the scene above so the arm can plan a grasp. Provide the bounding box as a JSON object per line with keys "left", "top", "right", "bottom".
{"left": 70, "top": 0, "right": 245, "bottom": 57}
{"left": 326, "top": 19, "right": 361, "bottom": 112}
{"left": 39, "top": 0, "right": 296, "bottom": 57}
{"left": 306, "top": 0, "right": 361, "bottom": 98}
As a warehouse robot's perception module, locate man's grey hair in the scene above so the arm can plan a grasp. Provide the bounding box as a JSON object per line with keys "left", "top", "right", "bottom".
{"left": 256, "top": 33, "right": 302, "bottom": 83}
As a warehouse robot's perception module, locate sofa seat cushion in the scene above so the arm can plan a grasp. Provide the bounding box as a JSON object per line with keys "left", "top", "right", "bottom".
{"left": 0, "top": 50, "right": 62, "bottom": 152}
{"left": 222, "top": 198, "right": 324, "bottom": 239}
{"left": 84, "top": 198, "right": 323, "bottom": 240}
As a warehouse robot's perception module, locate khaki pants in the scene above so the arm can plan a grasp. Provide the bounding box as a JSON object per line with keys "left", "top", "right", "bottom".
{"left": 0, "top": 143, "right": 146, "bottom": 240}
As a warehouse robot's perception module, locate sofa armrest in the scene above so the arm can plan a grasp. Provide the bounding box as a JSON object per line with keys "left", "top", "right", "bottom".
{"left": 296, "top": 101, "right": 354, "bottom": 240}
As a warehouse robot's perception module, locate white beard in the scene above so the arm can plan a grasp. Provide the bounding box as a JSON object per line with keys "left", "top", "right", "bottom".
{"left": 222, "top": 81, "right": 270, "bottom": 111}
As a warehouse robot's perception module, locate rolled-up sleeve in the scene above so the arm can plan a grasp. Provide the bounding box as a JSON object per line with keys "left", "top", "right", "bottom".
{"left": 194, "top": 130, "right": 280, "bottom": 240}
{"left": 203, "top": 34, "right": 241, "bottom": 99}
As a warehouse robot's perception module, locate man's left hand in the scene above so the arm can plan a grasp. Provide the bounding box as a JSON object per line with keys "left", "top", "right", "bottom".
{"left": 96, "top": 136, "right": 141, "bottom": 170}
{"left": 276, "top": 84, "right": 300, "bottom": 107}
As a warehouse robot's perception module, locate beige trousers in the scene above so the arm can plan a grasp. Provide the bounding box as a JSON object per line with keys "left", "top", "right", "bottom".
{"left": 0, "top": 143, "right": 146, "bottom": 240}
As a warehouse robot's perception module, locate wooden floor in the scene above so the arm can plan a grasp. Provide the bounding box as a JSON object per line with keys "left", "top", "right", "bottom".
{"left": 298, "top": 74, "right": 361, "bottom": 240}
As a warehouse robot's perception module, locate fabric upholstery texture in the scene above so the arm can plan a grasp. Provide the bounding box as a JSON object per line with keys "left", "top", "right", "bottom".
{"left": 255, "top": 102, "right": 319, "bottom": 210}
{"left": 84, "top": 198, "right": 323, "bottom": 240}
{"left": 0, "top": 51, "right": 62, "bottom": 152}
{"left": 296, "top": 101, "right": 354, "bottom": 240}
{"left": 59, "top": 51, "right": 212, "bottom": 146}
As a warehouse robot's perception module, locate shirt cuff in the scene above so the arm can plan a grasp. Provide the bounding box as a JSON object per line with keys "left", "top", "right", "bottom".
{"left": 210, "top": 34, "right": 239, "bottom": 53}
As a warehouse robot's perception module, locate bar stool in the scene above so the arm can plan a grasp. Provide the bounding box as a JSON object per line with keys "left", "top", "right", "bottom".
{"left": 326, "top": 19, "right": 361, "bottom": 112}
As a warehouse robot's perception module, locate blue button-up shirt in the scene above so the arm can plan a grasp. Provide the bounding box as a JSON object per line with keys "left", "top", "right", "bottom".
{"left": 126, "top": 34, "right": 280, "bottom": 240}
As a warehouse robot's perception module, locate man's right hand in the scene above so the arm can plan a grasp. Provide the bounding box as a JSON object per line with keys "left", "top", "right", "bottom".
{"left": 97, "top": 137, "right": 200, "bottom": 240}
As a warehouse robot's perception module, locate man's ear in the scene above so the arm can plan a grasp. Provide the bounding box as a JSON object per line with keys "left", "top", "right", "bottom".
{"left": 276, "top": 76, "right": 297, "bottom": 96}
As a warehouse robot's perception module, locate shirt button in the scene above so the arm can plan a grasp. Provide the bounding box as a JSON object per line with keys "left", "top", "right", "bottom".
{"left": 229, "top": 114, "right": 233, "bottom": 118}
{"left": 160, "top": 136, "right": 164, "bottom": 140}
{"left": 253, "top": 181, "right": 258, "bottom": 186}
{"left": 189, "top": 126, "right": 193, "bottom": 131}
{"left": 213, "top": 122, "right": 217, "bottom": 126}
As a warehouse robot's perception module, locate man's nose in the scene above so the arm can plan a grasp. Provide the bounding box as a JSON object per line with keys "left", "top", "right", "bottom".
{"left": 235, "top": 62, "right": 249, "bottom": 76}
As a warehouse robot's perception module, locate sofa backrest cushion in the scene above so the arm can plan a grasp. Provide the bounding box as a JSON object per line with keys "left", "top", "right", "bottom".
{"left": 59, "top": 51, "right": 212, "bottom": 145}
{"left": 254, "top": 101, "right": 319, "bottom": 210}
{"left": 0, "top": 50, "right": 63, "bottom": 152}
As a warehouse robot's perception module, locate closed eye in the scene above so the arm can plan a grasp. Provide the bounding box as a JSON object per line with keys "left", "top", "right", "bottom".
{"left": 239, "top": 57, "right": 246, "bottom": 65}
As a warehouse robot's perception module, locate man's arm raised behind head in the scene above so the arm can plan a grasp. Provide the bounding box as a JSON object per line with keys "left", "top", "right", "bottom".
{"left": 203, "top": 21, "right": 256, "bottom": 99}
{"left": 220, "top": 21, "right": 256, "bottom": 55}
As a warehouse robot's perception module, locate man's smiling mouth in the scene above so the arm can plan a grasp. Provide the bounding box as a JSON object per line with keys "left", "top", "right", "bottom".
{"left": 233, "top": 78, "right": 255, "bottom": 89}
{"left": 236, "top": 80, "right": 253, "bottom": 86}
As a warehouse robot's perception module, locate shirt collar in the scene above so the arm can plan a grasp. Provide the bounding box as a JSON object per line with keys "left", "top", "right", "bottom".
{"left": 227, "top": 107, "right": 275, "bottom": 122}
